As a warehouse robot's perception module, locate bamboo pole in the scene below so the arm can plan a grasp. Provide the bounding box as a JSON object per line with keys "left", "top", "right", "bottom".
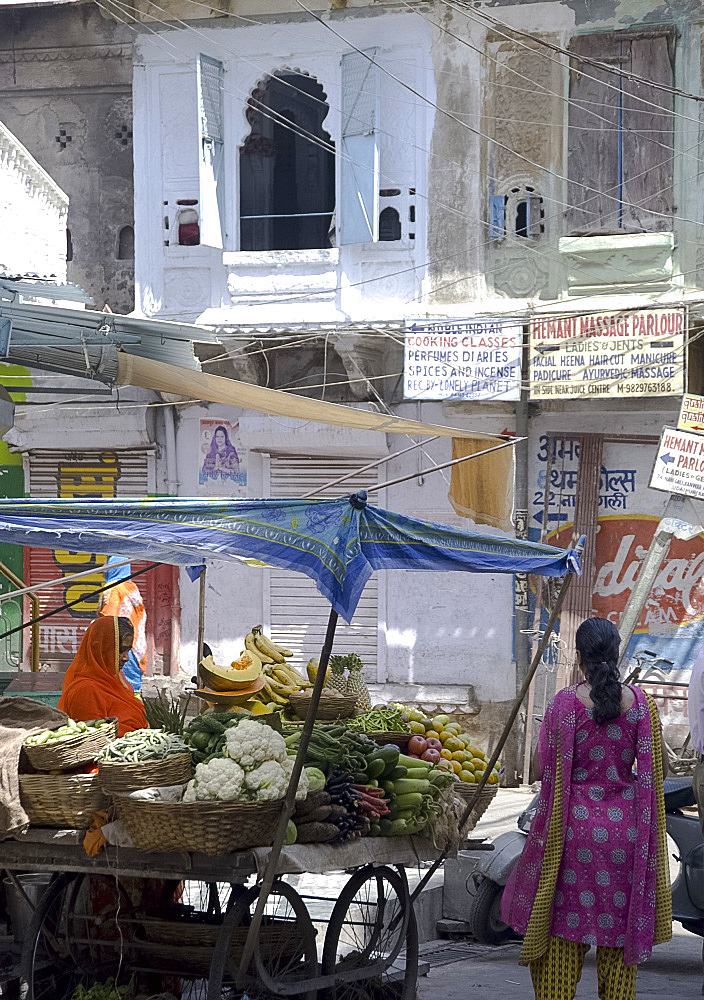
{"left": 237, "top": 607, "right": 340, "bottom": 984}
{"left": 409, "top": 537, "right": 584, "bottom": 906}
{"left": 196, "top": 567, "right": 206, "bottom": 674}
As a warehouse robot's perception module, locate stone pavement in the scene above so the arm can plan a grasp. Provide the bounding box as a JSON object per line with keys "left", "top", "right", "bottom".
{"left": 420, "top": 785, "right": 704, "bottom": 998}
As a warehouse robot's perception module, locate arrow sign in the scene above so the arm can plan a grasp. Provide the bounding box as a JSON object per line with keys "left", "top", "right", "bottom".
{"left": 660, "top": 453, "right": 675, "bottom": 465}
{"left": 650, "top": 426, "right": 704, "bottom": 501}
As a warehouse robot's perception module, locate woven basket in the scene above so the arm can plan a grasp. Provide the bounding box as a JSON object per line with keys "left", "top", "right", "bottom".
{"left": 19, "top": 772, "right": 109, "bottom": 828}
{"left": 99, "top": 753, "right": 193, "bottom": 795}
{"left": 139, "top": 916, "right": 303, "bottom": 976}
{"left": 23, "top": 718, "right": 117, "bottom": 771}
{"left": 370, "top": 732, "right": 412, "bottom": 752}
{"left": 454, "top": 783, "right": 498, "bottom": 833}
{"left": 114, "top": 794, "right": 283, "bottom": 855}
{"left": 289, "top": 692, "right": 357, "bottom": 721}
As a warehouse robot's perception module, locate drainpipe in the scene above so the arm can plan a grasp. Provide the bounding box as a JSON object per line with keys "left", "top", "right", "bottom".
{"left": 0, "top": 562, "right": 40, "bottom": 671}
{"left": 512, "top": 332, "right": 531, "bottom": 783}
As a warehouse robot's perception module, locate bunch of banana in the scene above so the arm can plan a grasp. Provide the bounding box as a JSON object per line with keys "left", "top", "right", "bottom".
{"left": 244, "top": 626, "right": 311, "bottom": 709}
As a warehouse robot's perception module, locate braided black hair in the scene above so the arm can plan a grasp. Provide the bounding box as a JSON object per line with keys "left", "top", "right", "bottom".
{"left": 575, "top": 617, "right": 622, "bottom": 723}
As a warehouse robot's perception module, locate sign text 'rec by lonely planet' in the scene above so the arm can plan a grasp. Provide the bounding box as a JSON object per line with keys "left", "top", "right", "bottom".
{"left": 528, "top": 308, "right": 685, "bottom": 400}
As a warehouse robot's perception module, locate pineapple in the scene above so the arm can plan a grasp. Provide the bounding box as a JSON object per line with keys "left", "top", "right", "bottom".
{"left": 327, "top": 655, "right": 348, "bottom": 695}
{"left": 345, "top": 654, "right": 371, "bottom": 712}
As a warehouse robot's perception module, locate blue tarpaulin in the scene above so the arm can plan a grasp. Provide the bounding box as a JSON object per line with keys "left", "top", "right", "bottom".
{"left": 0, "top": 494, "right": 581, "bottom": 621}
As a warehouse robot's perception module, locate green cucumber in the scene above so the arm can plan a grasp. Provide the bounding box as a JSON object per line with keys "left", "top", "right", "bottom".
{"left": 387, "top": 766, "right": 407, "bottom": 781}
{"left": 397, "top": 753, "right": 430, "bottom": 770}
{"left": 393, "top": 792, "right": 424, "bottom": 810}
{"left": 390, "top": 778, "right": 430, "bottom": 796}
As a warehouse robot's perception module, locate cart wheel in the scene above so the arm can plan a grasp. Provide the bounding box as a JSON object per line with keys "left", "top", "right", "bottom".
{"left": 321, "top": 865, "right": 418, "bottom": 1000}
{"left": 19, "top": 873, "right": 111, "bottom": 1000}
{"left": 208, "top": 880, "right": 318, "bottom": 1000}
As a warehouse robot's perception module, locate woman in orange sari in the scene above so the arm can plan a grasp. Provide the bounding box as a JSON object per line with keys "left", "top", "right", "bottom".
{"left": 59, "top": 616, "right": 148, "bottom": 736}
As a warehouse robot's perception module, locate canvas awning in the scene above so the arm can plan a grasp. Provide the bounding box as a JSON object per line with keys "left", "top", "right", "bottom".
{"left": 116, "top": 353, "right": 503, "bottom": 442}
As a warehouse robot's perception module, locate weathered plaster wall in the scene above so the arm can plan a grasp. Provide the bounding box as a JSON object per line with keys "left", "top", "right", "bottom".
{"left": 0, "top": 2, "right": 135, "bottom": 312}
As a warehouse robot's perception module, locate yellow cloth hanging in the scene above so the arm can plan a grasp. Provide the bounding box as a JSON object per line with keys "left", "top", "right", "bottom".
{"left": 447, "top": 437, "right": 514, "bottom": 532}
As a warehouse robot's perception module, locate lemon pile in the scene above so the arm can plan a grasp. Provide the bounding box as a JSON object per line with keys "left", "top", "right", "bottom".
{"left": 399, "top": 706, "right": 500, "bottom": 784}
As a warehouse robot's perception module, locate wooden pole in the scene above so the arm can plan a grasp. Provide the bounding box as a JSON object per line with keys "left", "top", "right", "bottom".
{"left": 237, "top": 606, "right": 340, "bottom": 984}
{"left": 197, "top": 567, "right": 206, "bottom": 675}
{"left": 408, "top": 541, "right": 583, "bottom": 906}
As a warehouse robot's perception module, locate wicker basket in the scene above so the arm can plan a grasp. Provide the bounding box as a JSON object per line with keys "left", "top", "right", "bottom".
{"left": 19, "top": 772, "right": 109, "bottom": 828}
{"left": 113, "top": 794, "right": 283, "bottom": 855}
{"left": 289, "top": 692, "right": 357, "bottom": 721}
{"left": 370, "top": 732, "right": 412, "bottom": 752}
{"left": 23, "top": 718, "right": 118, "bottom": 771}
{"left": 454, "top": 783, "right": 498, "bottom": 833}
{"left": 98, "top": 753, "right": 193, "bottom": 795}
{"left": 139, "top": 915, "right": 303, "bottom": 975}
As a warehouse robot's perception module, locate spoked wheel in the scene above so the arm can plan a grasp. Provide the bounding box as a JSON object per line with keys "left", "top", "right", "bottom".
{"left": 321, "top": 865, "right": 418, "bottom": 1000}
{"left": 20, "top": 873, "right": 133, "bottom": 1000}
{"left": 207, "top": 881, "right": 318, "bottom": 1000}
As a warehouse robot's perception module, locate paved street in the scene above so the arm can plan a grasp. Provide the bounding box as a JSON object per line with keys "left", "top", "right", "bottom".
{"left": 417, "top": 786, "right": 704, "bottom": 998}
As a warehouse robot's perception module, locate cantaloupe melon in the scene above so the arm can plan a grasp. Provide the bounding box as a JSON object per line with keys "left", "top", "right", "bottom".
{"left": 200, "top": 653, "right": 261, "bottom": 691}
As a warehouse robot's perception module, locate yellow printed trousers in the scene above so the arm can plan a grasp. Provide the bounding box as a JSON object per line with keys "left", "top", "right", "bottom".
{"left": 530, "top": 935, "right": 636, "bottom": 1000}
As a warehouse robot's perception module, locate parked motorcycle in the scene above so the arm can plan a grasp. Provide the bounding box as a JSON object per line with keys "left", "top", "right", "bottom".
{"left": 467, "top": 776, "right": 703, "bottom": 944}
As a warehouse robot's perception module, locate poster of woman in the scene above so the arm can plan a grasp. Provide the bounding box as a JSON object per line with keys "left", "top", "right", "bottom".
{"left": 199, "top": 420, "right": 247, "bottom": 494}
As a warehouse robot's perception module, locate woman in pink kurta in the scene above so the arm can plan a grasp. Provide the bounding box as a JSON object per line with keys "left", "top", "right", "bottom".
{"left": 501, "top": 618, "right": 671, "bottom": 1000}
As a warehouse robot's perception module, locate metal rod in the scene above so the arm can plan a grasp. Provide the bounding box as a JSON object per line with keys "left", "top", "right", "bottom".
{"left": 237, "top": 606, "right": 340, "bottom": 984}
{"left": 408, "top": 541, "right": 583, "bottom": 906}
{"left": 197, "top": 568, "right": 206, "bottom": 676}
{"left": 0, "top": 561, "right": 40, "bottom": 671}
{"left": 303, "top": 436, "right": 440, "bottom": 498}
{"left": 0, "top": 558, "right": 132, "bottom": 603}
{"left": 367, "top": 437, "right": 523, "bottom": 494}
{"left": 0, "top": 564, "right": 157, "bottom": 643}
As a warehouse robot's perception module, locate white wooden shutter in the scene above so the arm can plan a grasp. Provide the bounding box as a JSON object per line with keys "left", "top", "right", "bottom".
{"left": 26, "top": 449, "right": 151, "bottom": 671}
{"left": 339, "top": 50, "right": 380, "bottom": 246}
{"left": 268, "top": 456, "right": 379, "bottom": 680}
{"left": 198, "top": 54, "right": 226, "bottom": 248}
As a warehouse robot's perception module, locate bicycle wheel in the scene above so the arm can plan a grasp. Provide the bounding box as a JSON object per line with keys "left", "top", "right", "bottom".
{"left": 321, "top": 865, "right": 417, "bottom": 1000}
{"left": 208, "top": 881, "right": 318, "bottom": 1000}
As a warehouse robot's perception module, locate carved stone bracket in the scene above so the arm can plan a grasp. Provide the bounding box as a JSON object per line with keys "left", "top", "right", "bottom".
{"left": 330, "top": 329, "right": 399, "bottom": 401}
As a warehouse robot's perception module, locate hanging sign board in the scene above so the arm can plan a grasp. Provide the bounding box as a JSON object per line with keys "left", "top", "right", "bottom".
{"left": 404, "top": 319, "right": 522, "bottom": 400}
{"left": 677, "top": 393, "right": 704, "bottom": 434}
{"left": 529, "top": 308, "right": 685, "bottom": 400}
{"left": 649, "top": 426, "right": 704, "bottom": 500}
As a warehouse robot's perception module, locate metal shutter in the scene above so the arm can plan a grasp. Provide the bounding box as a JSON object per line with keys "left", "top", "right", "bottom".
{"left": 268, "top": 456, "right": 379, "bottom": 681}
{"left": 25, "top": 449, "right": 151, "bottom": 671}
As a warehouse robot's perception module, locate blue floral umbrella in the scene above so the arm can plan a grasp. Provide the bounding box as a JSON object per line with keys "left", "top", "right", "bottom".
{"left": 0, "top": 492, "right": 580, "bottom": 621}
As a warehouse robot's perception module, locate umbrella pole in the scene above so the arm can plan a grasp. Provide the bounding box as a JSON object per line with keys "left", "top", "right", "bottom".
{"left": 237, "top": 606, "right": 340, "bottom": 985}
{"left": 408, "top": 556, "right": 581, "bottom": 906}
{"left": 196, "top": 567, "right": 206, "bottom": 673}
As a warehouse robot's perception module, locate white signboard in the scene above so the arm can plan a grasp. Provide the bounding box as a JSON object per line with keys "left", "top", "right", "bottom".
{"left": 677, "top": 394, "right": 704, "bottom": 434}
{"left": 404, "top": 319, "right": 522, "bottom": 400}
{"left": 650, "top": 427, "right": 704, "bottom": 500}
{"left": 529, "top": 308, "right": 685, "bottom": 399}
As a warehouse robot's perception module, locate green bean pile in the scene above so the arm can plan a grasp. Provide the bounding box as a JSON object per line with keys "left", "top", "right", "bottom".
{"left": 98, "top": 728, "right": 189, "bottom": 763}
{"left": 346, "top": 708, "right": 410, "bottom": 733}
{"left": 283, "top": 724, "right": 377, "bottom": 775}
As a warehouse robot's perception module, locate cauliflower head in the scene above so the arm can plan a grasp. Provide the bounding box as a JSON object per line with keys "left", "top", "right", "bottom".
{"left": 243, "top": 760, "right": 287, "bottom": 802}
{"left": 282, "top": 756, "right": 310, "bottom": 802}
{"left": 186, "top": 756, "right": 244, "bottom": 801}
{"left": 226, "top": 719, "right": 287, "bottom": 770}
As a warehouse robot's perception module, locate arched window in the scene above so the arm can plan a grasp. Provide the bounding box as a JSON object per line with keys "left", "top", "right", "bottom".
{"left": 240, "top": 73, "right": 335, "bottom": 251}
{"left": 117, "top": 225, "right": 134, "bottom": 260}
{"left": 379, "top": 207, "right": 401, "bottom": 242}
{"left": 66, "top": 228, "right": 73, "bottom": 262}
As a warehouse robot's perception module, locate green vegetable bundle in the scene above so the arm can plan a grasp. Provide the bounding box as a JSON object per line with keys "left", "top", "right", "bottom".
{"left": 282, "top": 723, "right": 377, "bottom": 775}
{"left": 184, "top": 711, "right": 245, "bottom": 764}
{"left": 71, "top": 978, "right": 134, "bottom": 1000}
{"left": 346, "top": 708, "right": 410, "bottom": 733}
{"left": 25, "top": 719, "right": 112, "bottom": 746}
{"left": 98, "top": 729, "right": 189, "bottom": 763}
{"left": 142, "top": 689, "right": 191, "bottom": 735}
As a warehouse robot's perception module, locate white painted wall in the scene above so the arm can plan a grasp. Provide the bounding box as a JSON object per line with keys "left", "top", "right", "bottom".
{"left": 133, "top": 13, "right": 433, "bottom": 324}
{"left": 0, "top": 120, "right": 68, "bottom": 279}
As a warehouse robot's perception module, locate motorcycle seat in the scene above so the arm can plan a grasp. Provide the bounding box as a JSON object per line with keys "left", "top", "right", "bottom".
{"left": 663, "top": 776, "right": 696, "bottom": 811}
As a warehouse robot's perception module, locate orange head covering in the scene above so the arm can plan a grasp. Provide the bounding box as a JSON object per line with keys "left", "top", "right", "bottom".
{"left": 59, "top": 616, "right": 148, "bottom": 737}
